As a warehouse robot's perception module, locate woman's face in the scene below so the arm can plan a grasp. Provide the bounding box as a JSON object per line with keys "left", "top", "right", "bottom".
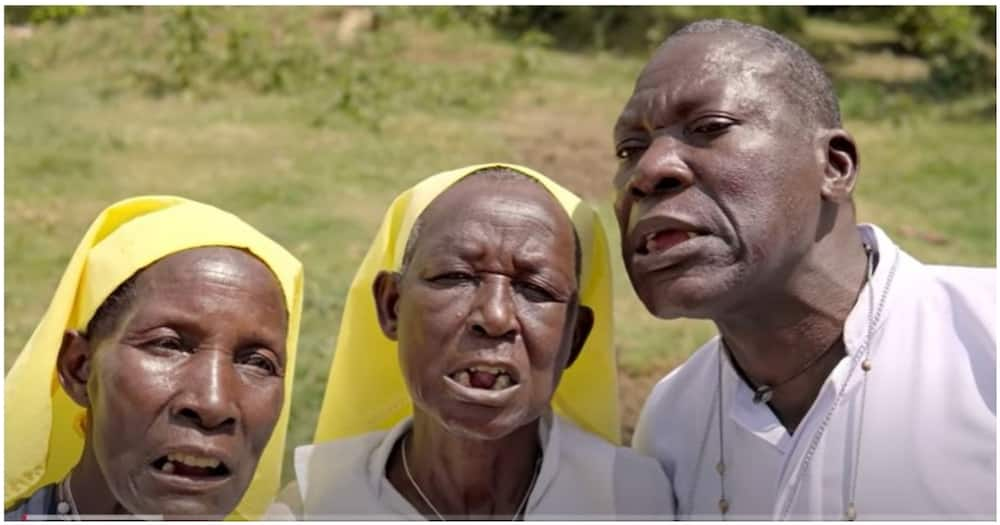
{"left": 71, "top": 247, "right": 288, "bottom": 519}
{"left": 375, "top": 177, "right": 591, "bottom": 441}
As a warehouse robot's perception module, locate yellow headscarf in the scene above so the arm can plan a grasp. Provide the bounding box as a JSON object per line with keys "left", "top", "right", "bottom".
{"left": 4, "top": 195, "right": 304, "bottom": 520}
{"left": 313, "top": 163, "right": 620, "bottom": 445}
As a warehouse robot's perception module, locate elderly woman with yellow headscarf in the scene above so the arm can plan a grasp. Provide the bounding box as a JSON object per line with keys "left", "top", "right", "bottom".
{"left": 5, "top": 196, "right": 303, "bottom": 520}
{"left": 271, "top": 164, "right": 673, "bottom": 520}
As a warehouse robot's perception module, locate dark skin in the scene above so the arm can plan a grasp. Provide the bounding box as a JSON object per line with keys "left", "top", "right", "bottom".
{"left": 57, "top": 247, "right": 288, "bottom": 519}
{"left": 612, "top": 31, "right": 866, "bottom": 432}
{"left": 373, "top": 176, "right": 593, "bottom": 519}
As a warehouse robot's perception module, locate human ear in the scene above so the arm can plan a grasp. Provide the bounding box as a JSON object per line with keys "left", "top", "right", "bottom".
{"left": 373, "top": 271, "right": 402, "bottom": 341}
{"left": 819, "top": 129, "right": 859, "bottom": 202}
{"left": 565, "top": 304, "right": 594, "bottom": 369}
{"left": 57, "top": 330, "right": 92, "bottom": 408}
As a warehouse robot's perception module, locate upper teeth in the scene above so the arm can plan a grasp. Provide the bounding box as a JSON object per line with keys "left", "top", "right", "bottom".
{"left": 451, "top": 366, "right": 516, "bottom": 390}
{"left": 167, "top": 453, "right": 220, "bottom": 469}
{"left": 470, "top": 365, "right": 505, "bottom": 375}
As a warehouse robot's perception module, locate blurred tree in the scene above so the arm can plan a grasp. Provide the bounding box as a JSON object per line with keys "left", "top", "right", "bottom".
{"left": 424, "top": 6, "right": 807, "bottom": 53}
{"left": 894, "top": 6, "right": 995, "bottom": 93}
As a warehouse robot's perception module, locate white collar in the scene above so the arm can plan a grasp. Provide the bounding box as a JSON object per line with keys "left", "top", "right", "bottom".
{"left": 367, "top": 411, "right": 562, "bottom": 515}
{"left": 719, "top": 224, "right": 904, "bottom": 450}
{"left": 842, "top": 224, "right": 901, "bottom": 354}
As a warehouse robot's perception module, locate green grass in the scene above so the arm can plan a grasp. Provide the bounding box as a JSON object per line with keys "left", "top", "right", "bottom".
{"left": 5, "top": 8, "right": 995, "bottom": 479}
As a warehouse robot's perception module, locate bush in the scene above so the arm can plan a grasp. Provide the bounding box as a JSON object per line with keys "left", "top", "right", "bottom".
{"left": 5, "top": 6, "right": 89, "bottom": 25}
{"left": 426, "top": 6, "right": 807, "bottom": 53}
{"left": 893, "top": 6, "right": 995, "bottom": 93}
{"left": 4, "top": 6, "right": 132, "bottom": 25}
{"left": 126, "top": 7, "right": 537, "bottom": 131}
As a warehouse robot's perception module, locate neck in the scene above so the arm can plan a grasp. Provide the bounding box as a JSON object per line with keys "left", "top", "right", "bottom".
{"left": 717, "top": 226, "right": 867, "bottom": 432}
{"left": 68, "top": 440, "right": 128, "bottom": 518}
{"left": 388, "top": 410, "right": 542, "bottom": 519}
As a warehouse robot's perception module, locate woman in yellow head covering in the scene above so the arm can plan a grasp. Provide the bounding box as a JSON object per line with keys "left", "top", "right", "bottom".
{"left": 272, "top": 164, "right": 672, "bottom": 520}
{"left": 5, "top": 196, "right": 304, "bottom": 520}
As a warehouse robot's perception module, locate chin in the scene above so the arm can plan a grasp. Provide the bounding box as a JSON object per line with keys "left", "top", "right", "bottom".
{"left": 123, "top": 491, "right": 234, "bottom": 521}
{"left": 638, "top": 272, "right": 739, "bottom": 320}
{"left": 437, "top": 408, "right": 528, "bottom": 442}
{"left": 154, "top": 499, "right": 232, "bottom": 521}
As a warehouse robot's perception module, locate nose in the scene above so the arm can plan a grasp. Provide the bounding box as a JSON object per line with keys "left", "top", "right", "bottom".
{"left": 625, "top": 134, "right": 695, "bottom": 200}
{"left": 469, "top": 276, "right": 519, "bottom": 341}
{"left": 171, "top": 350, "right": 239, "bottom": 432}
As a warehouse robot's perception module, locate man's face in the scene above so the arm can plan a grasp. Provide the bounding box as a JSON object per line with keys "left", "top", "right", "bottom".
{"left": 86, "top": 247, "right": 288, "bottom": 519}
{"left": 379, "top": 177, "right": 587, "bottom": 441}
{"left": 612, "top": 32, "right": 825, "bottom": 319}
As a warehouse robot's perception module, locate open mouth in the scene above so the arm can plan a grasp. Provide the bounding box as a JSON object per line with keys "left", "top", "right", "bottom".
{"left": 151, "top": 453, "right": 230, "bottom": 479}
{"left": 448, "top": 365, "right": 518, "bottom": 391}
{"left": 636, "top": 229, "right": 701, "bottom": 255}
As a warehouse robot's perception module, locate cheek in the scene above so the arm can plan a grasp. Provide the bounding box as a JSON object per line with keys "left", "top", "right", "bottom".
{"left": 241, "top": 378, "right": 285, "bottom": 452}
{"left": 93, "top": 349, "right": 173, "bottom": 423}
{"left": 399, "top": 288, "right": 470, "bottom": 347}
{"left": 90, "top": 350, "right": 175, "bottom": 472}
{"left": 396, "top": 291, "right": 466, "bottom": 393}
{"left": 519, "top": 303, "right": 572, "bottom": 376}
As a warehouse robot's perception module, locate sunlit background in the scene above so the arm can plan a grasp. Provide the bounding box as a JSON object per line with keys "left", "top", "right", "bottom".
{"left": 5, "top": 6, "right": 995, "bottom": 480}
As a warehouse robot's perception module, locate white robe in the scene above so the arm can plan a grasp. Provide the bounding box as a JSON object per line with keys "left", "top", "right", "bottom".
{"left": 270, "top": 413, "right": 674, "bottom": 520}
{"left": 633, "top": 224, "right": 996, "bottom": 520}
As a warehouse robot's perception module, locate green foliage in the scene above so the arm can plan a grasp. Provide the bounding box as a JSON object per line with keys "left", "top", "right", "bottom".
{"left": 125, "top": 8, "right": 538, "bottom": 130}
{"left": 4, "top": 5, "right": 135, "bottom": 25}
{"left": 893, "top": 6, "right": 995, "bottom": 93}
{"left": 5, "top": 6, "right": 89, "bottom": 25}
{"left": 837, "top": 79, "right": 917, "bottom": 123}
{"left": 422, "top": 6, "right": 807, "bottom": 53}
{"left": 163, "top": 7, "right": 210, "bottom": 93}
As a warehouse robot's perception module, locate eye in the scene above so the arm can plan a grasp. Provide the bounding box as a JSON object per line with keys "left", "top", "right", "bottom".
{"left": 514, "top": 281, "right": 557, "bottom": 303}
{"left": 615, "top": 143, "right": 645, "bottom": 161}
{"left": 687, "top": 117, "right": 736, "bottom": 136}
{"left": 150, "top": 336, "right": 186, "bottom": 352}
{"left": 238, "top": 350, "right": 282, "bottom": 376}
{"left": 429, "top": 272, "right": 478, "bottom": 286}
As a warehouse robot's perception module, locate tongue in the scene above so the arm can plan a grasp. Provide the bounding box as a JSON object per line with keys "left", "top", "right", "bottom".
{"left": 647, "top": 230, "right": 690, "bottom": 253}
{"left": 470, "top": 371, "right": 497, "bottom": 389}
{"left": 170, "top": 462, "right": 216, "bottom": 478}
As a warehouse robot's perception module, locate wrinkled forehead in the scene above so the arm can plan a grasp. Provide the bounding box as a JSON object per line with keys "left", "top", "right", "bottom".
{"left": 417, "top": 177, "right": 575, "bottom": 258}
{"left": 640, "top": 31, "right": 784, "bottom": 89}
{"left": 434, "top": 177, "right": 569, "bottom": 233}
{"left": 139, "top": 246, "right": 289, "bottom": 313}
{"left": 617, "top": 32, "right": 787, "bottom": 131}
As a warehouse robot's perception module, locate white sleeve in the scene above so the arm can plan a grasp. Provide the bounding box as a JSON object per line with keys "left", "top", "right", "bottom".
{"left": 613, "top": 448, "right": 676, "bottom": 519}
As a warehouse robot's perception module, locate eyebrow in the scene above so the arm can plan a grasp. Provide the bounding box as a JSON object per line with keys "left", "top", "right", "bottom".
{"left": 127, "top": 304, "right": 288, "bottom": 345}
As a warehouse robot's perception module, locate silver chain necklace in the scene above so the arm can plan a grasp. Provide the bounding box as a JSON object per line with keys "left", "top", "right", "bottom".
{"left": 715, "top": 242, "right": 898, "bottom": 520}
{"left": 401, "top": 434, "right": 541, "bottom": 521}
{"left": 56, "top": 472, "right": 81, "bottom": 521}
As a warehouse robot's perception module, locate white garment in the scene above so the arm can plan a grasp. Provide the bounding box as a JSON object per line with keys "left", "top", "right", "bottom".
{"left": 270, "top": 413, "right": 673, "bottom": 520}
{"left": 633, "top": 224, "right": 996, "bottom": 520}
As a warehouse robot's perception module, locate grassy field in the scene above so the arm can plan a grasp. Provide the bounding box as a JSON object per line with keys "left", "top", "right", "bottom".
{"left": 5, "top": 8, "right": 995, "bottom": 481}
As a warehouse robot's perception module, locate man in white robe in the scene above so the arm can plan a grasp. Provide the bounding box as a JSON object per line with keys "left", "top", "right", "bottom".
{"left": 611, "top": 19, "right": 995, "bottom": 520}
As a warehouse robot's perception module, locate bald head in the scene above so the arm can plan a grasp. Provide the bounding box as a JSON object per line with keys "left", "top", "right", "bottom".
{"left": 652, "top": 19, "right": 840, "bottom": 130}
{"left": 400, "top": 168, "right": 583, "bottom": 283}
